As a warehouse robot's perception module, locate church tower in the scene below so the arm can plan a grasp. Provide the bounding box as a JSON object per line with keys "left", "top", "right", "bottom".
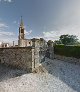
{"left": 18, "top": 16, "right": 32, "bottom": 47}
{"left": 18, "top": 16, "right": 25, "bottom": 47}
{"left": 19, "top": 16, "right": 25, "bottom": 40}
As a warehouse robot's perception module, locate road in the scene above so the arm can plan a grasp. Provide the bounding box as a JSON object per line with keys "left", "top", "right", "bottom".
{"left": 0, "top": 58, "right": 80, "bottom": 92}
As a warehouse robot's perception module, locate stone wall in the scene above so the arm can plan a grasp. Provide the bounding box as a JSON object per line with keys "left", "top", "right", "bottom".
{"left": 0, "top": 42, "right": 48, "bottom": 72}
{"left": 31, "top": 38, "right": 46, "bottom": 68}
{"left": 0, "top": 47, "right": 36, "bottom": 72}
{"left": 54, "top": 54, "right": 80, "bottom": 65}
{"left": 45, "top": 41, "right": 54, "bottom": 60}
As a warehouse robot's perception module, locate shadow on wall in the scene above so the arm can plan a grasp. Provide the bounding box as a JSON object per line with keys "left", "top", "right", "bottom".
{"left": 0, "top": 63, "right": 27, "bottom": 82}
{"left": 41, "top": 58, "right": 80, "bottom": 92}
{"left": 45, "top": 49, "right": 50, "bottom": 59}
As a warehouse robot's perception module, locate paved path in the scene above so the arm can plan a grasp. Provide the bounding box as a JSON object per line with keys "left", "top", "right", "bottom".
{"left": 0, "top": 58, "right": 79, "bottom": 92}
{"left": 42, "top": 58, "right": 80, "bottom": 92}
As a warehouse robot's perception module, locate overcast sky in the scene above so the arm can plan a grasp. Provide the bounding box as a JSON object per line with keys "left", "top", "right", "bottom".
{"left": 0, "top": 0, "right": 80, "bottom": 44}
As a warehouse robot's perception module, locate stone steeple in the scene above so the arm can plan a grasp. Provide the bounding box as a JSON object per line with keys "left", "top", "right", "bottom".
{"left": 19, "top": 16, "right": 25, "bottom": 40}
{"left": 20, "top": 16, "right": 24, "bottom": 28}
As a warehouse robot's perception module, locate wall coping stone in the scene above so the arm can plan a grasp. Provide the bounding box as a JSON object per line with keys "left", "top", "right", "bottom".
{"left": 0, "top": 46, "right": 35, "bottom": 49}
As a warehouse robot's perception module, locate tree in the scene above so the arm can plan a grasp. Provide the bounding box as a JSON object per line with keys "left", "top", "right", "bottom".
{"left": 59, "top": 34, "right": 78, "bottom": 45}
{"left": 54, "top": 40, "right": 61, "bottom": 45}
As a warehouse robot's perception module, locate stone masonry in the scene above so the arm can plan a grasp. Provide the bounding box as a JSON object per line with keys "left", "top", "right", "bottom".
{"left": 0, "top": 47, "right": 38, "bottom": 72}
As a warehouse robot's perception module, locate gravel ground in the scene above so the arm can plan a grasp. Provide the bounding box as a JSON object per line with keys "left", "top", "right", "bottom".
{"left": 0, "top": 58, "right": 80, "bottom": 92}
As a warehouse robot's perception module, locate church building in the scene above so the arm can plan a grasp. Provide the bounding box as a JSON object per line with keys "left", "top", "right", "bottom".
{"left": 18, "top": 17, "right": 32, "bottom": 47}
{"left": 18, "top": 17, "right": 47, "bottom": 48}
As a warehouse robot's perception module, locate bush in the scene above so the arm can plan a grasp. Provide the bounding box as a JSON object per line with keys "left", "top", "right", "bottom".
{"left": 54, "top": 45, "right": 80, "bottom": 58}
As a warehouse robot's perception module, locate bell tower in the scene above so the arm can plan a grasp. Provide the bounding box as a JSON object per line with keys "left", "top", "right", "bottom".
{"left": 18, "top": 16, "right": 25, "bottom": 47}
{"left": 19, "top": 16, "right": 25, "bottom": 40}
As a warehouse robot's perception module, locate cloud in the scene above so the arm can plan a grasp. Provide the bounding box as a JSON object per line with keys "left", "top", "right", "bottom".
{"left": 31, "top": 36, "right": 43, "bottom": 39}
{"left": 42, "top": 0, "right": 80, "bottom": 41}
{"left": 0, "top": 37, "right": 17, "bottom": 45}
{"left": 24, "top": 30, "right": 32, "bottom": 35}
{"left": 0, "top": 30, "right": 16, "bottom": 45}
{"left": 13, "top": 21, "right": 17, "bottom": 24}
{"left": 43, "top": 25, "right": 80, "bottom": 41}
{"left": 43, "top": 31, "right": 58, "bottom": 41}
{"left": 0, "top": 23, "right": 8, "bottom": 29}
{"left": 0, "top": 23, "right": 13, "bottom": 36}
{"left": 0, "top": 31, "right": 14, "bottom": 36}
{"left": 0, "top": 22, "right": 15, "bottom": 43}
{"left": 4, "top": 0, "right": 12, "bottom": 2}
{"left": 0, "top": 0, "right": 12, "bottom": 2}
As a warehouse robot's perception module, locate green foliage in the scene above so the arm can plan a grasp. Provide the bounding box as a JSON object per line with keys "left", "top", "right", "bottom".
{"left": 59, "top": 34, "right": 78, "bottom": 45}
{"left": 54, "top": 40, "right": 61, "bottom": 45}
{"left": 54, "top": 45, "right": 80, "bottom": 58}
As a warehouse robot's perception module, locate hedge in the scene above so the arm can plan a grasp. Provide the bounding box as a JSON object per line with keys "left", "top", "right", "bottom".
{"left": 54, "top": 45, "right": 80, "bottom": 58}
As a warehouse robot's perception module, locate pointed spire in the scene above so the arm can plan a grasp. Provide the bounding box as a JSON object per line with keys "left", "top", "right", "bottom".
{"left": 20, "top": 16, "right": 24, "bottom": 28}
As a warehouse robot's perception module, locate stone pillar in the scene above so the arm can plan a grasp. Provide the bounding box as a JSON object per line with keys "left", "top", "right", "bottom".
{"left": 47, "top": 41, "right": 54, "bottom": 59}
{"left": 31, "top": 38, "right": 40, "bottom": 71}
{"left": 50, "top": 42, "right": 54, "bottom": 59}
